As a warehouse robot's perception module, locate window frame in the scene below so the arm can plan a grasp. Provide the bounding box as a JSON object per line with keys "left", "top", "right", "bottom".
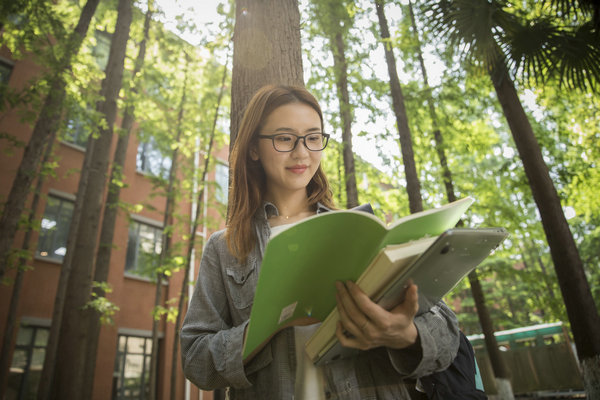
{"left": 112, "top": 332, "right": 156, "bottom": 400}
{"left": 124, "top": 216, "right": 163, "bottom": 280}
{"left": 35, "top": 190, "right": 75, "bottom": 263}
{"left": 7, "top": 318, "right": 50, "bottom": 400}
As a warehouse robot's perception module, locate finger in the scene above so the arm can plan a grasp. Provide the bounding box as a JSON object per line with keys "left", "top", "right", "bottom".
{"left": 344, "top": 281, "right": 390, "bottom": 328}
{"left": 335, "top": 289, "right": 364, "bottom": 339}
{"left": 336, "top": 321, "right": 368, "bottom": 351}
{"left": 391, "top": 283, "right": 419, "bottom": 318}
{"left": 336, "top": 281, "right": 366, "bottom": 323}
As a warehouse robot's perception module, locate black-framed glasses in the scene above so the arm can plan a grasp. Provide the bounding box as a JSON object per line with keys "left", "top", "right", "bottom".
{"left": 258, "top": 132, "right": 330, "bottom": 152}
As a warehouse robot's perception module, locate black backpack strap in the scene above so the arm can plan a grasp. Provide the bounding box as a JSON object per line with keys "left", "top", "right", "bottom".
{"left": 420, "top": 332, "right": 487, "bottom": 399}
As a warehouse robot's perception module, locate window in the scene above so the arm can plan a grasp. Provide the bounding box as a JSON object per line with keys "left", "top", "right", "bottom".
{"left": 93, "top": 30, "right": 112, "bottom": 71}
{"left": 62, "top": 103, "right": 91, "bottom": 148}
{"left": 136, "top": 136, "right": 171, "bottom": 179}
{"left": 215, "top": 162, "right": 229, "bottom": 204}
{"left": 125, "top": 220, "right": 162, "bottom": 279}
{"left": 113, "top": 335, "right": 153, "bottom": 400}
{"left": 7, "top": 324, "right": 49, "bottom": 400}
{"left": 37, "top": 195, "right": 74, "bottom": 262}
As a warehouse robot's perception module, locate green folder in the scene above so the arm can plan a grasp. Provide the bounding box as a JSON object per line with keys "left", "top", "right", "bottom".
{"left": 242, "top": 197, "right": 475, "bottom": 361}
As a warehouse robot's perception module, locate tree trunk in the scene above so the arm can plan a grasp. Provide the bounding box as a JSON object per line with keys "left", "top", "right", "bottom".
{"left": 50, "top": 1, "right": 132, "bottom": 398}
{"left": 490, "top": 59, "right": 600, "bottom": 397}
{"left": 0, "top": 130, "right": 55, "bottom": 397}
{"left": 80, "top": 3, "right": 153, "bottom": 397}
{"left": 148, "top": 52, "right": 189, "bottom": 400}
{"left": 331, "top": 31, "right": 359, "bottom": 209}
{"left": 406, "top": 0, "right": 456, "bottom": 204}
{"left": 469, "top": 271, "right": 514, "bottom": 399}
{"left": 169, "top": 60, "right": 228, "bottom": 400}
{"left": 0, "top": 0, "right": 100, "bottom": 280}
{"left": 36, "top": 4, "right": 103, "bottom": 400}
{"left": 375, "top": 0, "right": 422, "bottom": 213}
{"left": 407, "top": 1, "right": 514, "bottom": 395}
{"left": 229, "top": 0, "right": 304, "bottom": 151}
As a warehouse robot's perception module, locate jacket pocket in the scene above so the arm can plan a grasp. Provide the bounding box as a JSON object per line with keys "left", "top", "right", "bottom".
{"left": 225, "top": 259, "right": 257, "bottom": 310}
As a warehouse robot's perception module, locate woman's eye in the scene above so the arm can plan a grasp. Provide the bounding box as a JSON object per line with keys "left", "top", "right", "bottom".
{"left": 276, "top": 135, "right": 293, "bottom": 142}
{"left": 307, "top": 135, "right": 321, "bottom": 142}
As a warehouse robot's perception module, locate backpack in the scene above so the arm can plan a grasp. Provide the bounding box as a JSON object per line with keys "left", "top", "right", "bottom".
{"left": 419, "top": 331, "right": 487, "bottom": 399}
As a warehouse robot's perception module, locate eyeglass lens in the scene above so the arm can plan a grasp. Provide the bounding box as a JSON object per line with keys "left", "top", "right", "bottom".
{"left": 273, "top": 134, "right": 326, "bottom": 152}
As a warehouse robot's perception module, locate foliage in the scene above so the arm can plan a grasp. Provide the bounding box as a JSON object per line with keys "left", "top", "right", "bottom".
{"left": 84, "top": 281, "right": 120, "bottom": 325}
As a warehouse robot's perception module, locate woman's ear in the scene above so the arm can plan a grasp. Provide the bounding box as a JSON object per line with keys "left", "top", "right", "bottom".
{"left": 250, "top": 146, "right": 259, "bottom": 161}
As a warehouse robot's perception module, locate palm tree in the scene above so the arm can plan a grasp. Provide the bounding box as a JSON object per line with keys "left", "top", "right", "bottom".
{"left": 423, "top": 0, "right": 600, "bottom": 396}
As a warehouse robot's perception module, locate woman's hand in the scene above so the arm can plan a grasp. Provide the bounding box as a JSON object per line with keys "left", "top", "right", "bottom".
{"left": 335, "top": 281, "right": 419, "bottom": 351}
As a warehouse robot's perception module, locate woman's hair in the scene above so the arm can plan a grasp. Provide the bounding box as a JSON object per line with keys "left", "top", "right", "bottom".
{"left": 225, "top": 85, "right": 336, "bottom": 262}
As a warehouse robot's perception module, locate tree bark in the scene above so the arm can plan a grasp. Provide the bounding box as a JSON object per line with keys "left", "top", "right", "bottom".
{"left": 50, "top": 0, "right": 132, "bottom": 398}
{"left": 331, "top": 31, "right": 359, "bottom": 209}
{"left": 80, "top": 3, "right": 153, "bottom": 397}
{"left": 406, "top": 1, "right": 514, "bottom": 394}
{"left": 0, "top": 0, "right": 100, "bottom": 280}
{"left": 375, "top": 0, "right": 422, "bottom": 213}
{"left": 230, "top": 0, "right": 304, "bottom": 151}
{"left": 148, "top": 52, "right": 189, "bottom": 400}
{"left": 490, "top": 59, "right": 600, "bottom": 397}
{"left": 0, "top": 130, "right": 55, "bottom": 398}
{"left": 169, "top": 59, "right": 228, "bottom": 400}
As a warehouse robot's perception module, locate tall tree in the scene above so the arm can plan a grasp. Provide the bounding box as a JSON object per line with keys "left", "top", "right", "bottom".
{"left": 169, "top": 56, "right": 229, "bottom": 400}
{"left": 405, "top": 1, "right": 515, "bottom": 396}
{"left": 80, "top": 3, "right": 154, "bottom": 397}
{"left": 0, "top": 130, "right": 56, "bottom": 398}
{"left": 49, "top": 0, "right": 132, "bottom": 397}
{"left": 148, "top": 51, "right": 190, "bottom": 400}
{"left": 310, "top": 0, "right": 359, "bottom": 208}
{"left": 425, "top": 0, "right": 600, "bottom": 395}
{"left": 0, "top": 0, "right": 100, "bottom": 280}
{"left": 374, "top": 0, "right": 422, "bottom": 214}
{"left": 230, "top": 0, "right": 304, "bottom": 149}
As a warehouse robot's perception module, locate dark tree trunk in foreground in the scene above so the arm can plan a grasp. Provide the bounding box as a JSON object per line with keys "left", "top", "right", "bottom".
{"left": 375, "top": 0, "right": 422, "bottom": 213}
{"left": 0, "top": 0, "right": 100, "bottom": 280}
{"left": 491, "top": 60, "right": 600, "bottom": 397}
{"left": 51, "top": 0, "right": 132, "bottom": 398}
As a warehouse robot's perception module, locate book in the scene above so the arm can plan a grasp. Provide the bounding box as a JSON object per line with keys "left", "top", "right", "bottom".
{"left": 306, "top": 227, "right": 508, "bottom": 365}
{"left": 241, "top": 197, "right": 475, "bottom": 362}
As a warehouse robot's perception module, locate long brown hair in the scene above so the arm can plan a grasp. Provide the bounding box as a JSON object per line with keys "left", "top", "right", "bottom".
{"left": 225, "top": 85, "right": 335, "bottom": 262}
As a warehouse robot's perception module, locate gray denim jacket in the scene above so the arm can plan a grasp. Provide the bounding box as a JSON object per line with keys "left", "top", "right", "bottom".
{"left": 180, "top": 202, "right": 460, "bottom": 399}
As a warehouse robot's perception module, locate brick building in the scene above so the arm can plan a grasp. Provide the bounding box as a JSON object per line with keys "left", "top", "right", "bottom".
{"left": 0, "top": 28, "right": 229, "bottom": 400}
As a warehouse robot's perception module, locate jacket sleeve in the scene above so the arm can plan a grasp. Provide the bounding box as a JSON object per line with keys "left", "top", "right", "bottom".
{"left": 180, "top": 233, "right": 252, "bottom": 389}
{"left": 385, "top": 300, "right": 460, "bottom": 377}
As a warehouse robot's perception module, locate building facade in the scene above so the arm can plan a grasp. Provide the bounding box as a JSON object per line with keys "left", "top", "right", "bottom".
{"left": 0, "top": 32, "right": 228, "bottom": 400}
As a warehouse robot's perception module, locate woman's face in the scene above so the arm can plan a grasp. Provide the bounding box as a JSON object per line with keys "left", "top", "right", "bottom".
{"left": 251, "top": 102, "right": 323, "bottom": 200}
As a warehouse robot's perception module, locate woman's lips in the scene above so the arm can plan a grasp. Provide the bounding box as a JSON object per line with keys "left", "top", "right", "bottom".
{"left": 287, "top": 165, "right": 308, "bottom": 174}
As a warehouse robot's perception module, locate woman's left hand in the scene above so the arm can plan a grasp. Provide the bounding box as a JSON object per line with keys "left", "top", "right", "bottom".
{"left": 334, "top": 280, "right": 419, "bottom": 351}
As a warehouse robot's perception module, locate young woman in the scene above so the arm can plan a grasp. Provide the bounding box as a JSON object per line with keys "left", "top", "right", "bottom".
{"left": 180, "top": 85, "right": 460, "bottom": 399}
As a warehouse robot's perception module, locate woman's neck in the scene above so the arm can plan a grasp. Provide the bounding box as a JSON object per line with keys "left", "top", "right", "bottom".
{"left": 265, "top": 191, "right": 314, "bottom": 226}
